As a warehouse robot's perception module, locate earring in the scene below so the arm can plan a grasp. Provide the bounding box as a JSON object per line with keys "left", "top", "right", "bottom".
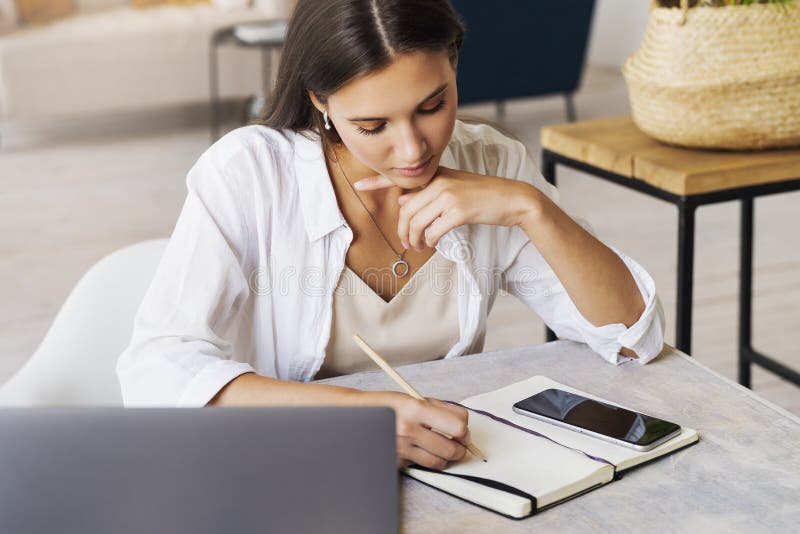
{"left": 323, "top": 110, "right": 331, "bottom": 130}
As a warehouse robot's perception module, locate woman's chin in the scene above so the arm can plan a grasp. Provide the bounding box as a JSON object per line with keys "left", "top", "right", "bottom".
{"left": 391, "top": 168, "right": 438, "bottom": 190}
{"left": 393, "top": 177, "right": 431, "bottom": 191}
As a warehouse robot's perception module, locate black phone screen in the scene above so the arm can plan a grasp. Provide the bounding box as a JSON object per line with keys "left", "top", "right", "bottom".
{"left": 513, "top": 389, "right": 681, "bottom": 446}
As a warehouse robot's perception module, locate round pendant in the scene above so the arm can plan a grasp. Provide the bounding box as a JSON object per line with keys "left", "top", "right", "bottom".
{"left": 392, "top": 258, "right": 410, "bottom": 278}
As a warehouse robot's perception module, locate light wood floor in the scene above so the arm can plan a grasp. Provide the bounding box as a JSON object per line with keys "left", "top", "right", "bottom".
{"left": 1, "top": 66, "right": 798, "bottom": 413}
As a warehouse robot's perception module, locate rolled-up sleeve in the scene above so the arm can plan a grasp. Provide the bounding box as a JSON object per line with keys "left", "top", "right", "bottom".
{"left": 503, "top": 237, "right": 666, "bottom": 365}
{"left": 117, "top": 150, "right": 257, "bottom": 407}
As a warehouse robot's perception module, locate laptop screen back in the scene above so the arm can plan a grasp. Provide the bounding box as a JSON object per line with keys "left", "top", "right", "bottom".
{"left": 0, "top": 407, "right": 398, "bottom": 534}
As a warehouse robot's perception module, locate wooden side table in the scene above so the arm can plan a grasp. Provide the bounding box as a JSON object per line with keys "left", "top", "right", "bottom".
{"left": 540, "top": 116, "right": 800, "bottom": 388}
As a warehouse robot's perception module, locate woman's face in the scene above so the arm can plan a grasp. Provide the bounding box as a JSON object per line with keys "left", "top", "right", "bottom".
{"left": 313, "top": 49, "right": 458, "bottom": 190}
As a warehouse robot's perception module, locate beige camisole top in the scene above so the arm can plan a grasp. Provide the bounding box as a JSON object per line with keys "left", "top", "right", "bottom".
{"left": 317, "top": 251, "right": 461, "bottom": 379}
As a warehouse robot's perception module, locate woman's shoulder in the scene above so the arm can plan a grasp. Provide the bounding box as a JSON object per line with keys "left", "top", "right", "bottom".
{"left": 186, "top": 124, "right": 310, "bottom": 199}
{"left": 447, "top": 119, "right": 530, "bottom": 179}
{"left": 450, "top": 118, "right": 519, "bottom": 145}
{"left": 197, "top": 124, "right": 297, "bottom": 172}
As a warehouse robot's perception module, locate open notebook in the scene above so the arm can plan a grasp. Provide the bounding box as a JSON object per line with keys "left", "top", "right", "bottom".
{"left": 404, "top": 376, "right": 699, "bottom": 519}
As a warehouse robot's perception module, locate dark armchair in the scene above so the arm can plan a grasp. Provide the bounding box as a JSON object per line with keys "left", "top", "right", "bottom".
{"left": 451, "top": 0, "right": 596, "bottom": 122}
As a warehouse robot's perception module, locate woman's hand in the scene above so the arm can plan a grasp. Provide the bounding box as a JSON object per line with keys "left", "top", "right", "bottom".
{"left": 354, "top": 166, "right": 540, "bottom": 250}
{"left": 362, "top": 390, "right": 472, "bottom": 470}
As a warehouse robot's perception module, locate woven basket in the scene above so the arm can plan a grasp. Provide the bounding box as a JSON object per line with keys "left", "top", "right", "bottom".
{"left": 623, "top": 0, "right": 800, "bottom": 150}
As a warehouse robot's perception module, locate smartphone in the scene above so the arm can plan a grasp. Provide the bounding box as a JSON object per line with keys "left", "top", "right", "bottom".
{"left": 512, "top": 388, "right": 682, "bottom": 452}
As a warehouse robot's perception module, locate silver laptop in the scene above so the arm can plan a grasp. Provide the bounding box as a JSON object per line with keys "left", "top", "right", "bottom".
{"left": 0, "top": 407, "right": 398, "bottom": 534}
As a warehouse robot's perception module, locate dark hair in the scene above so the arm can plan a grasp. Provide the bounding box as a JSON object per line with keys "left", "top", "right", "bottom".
{"left": 256, "top": 0, "right": 465, "bottom": 146}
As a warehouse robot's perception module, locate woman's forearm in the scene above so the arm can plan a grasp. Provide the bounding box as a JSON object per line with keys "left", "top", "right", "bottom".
{"left": 207, "top": 372, "right": 373, "bottom": 407}
{"left": 210, "top": 374, "right": 477, "bottom": 471}
{"left": 519, "top": 186, "right": 645, "bottom": 332}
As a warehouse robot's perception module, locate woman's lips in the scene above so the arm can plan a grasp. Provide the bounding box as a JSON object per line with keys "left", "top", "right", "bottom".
{"left": 395, "top": 156, "right": 433, "bottom": 177}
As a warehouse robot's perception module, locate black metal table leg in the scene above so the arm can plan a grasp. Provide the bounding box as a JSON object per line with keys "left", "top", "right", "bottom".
{"left": 545, "top": 326, "right": 558, "bottom": 343}
{"left": 541, "top": 149, "right": 557, "bottom": 189}
{"left": 739, "top": 197, "right": 754, "bottom": 387}
{"left": 738, "top": 196, "right": 800, "bottom": 386}
{"left": 676, "top": 201, "right": 697, "bottom": 355}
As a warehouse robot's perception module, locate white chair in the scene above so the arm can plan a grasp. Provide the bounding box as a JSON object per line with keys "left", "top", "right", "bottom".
{"left": 0, "top": 239, "right": 167, "bottom": 406}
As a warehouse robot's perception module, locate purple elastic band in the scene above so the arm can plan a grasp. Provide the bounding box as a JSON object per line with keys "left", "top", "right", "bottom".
{"left": 448, "top": 400, "right": 615, "bottom": 467}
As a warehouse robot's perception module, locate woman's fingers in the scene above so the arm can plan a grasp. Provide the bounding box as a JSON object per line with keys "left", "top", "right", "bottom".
{"left": 421, "top": 209, "right": 464, "bottom": 249}
{"left": 428, "top": 397, "right": 468, "bottom": 418}
{"left": 417, "top": 426, "right": 468, "bottom": 462}
{"left": 397, "top": 424, "right": 465, "bottom": 469}
{"left": 397, "top": 183, "right": 451, "bottom": 248}
{"left": 416, "top": 401, "right": 469, "bottom": 443}
{"left": 398, "top": 442, "right": 451, "bottom": 471}
{"left": 403, "top": 196, "right": 449, "bottom": 250}
{"left": 392, "top": 396, "right": 471, "bottom": 469}
{"left": 426, "top": 398, "right": 471, "bottom": 444}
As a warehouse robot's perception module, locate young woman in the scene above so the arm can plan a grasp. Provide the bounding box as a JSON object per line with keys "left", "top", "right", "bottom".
{"left": 118, "top": 0, "right": 665, "bottom": 471}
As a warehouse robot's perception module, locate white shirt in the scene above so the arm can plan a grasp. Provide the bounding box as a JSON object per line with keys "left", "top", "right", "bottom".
{"left": 117, "top": 120, "right": 666, "bottom": 407}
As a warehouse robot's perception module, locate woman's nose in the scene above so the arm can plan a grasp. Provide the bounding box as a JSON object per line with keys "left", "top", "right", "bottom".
{"left": 394, "top": 124, "right": 428, "bottom": 165}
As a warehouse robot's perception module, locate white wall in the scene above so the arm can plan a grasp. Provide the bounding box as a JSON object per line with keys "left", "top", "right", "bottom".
{"left": 586, "top": 0, "right": 651, "bottom": 69}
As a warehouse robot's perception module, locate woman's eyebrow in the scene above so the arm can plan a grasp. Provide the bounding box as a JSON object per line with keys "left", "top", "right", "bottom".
{"left": 346, "top": 83, "right": 448, "bottom": 122}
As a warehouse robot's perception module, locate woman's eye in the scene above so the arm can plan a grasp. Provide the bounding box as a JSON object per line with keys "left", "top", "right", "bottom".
{"left": 419, "top": 98, "right": 447, "bottom": 115}
{"left": 355, "top": 98, "right": 447, "bottom": 136}
{"left": 356, "top": 124, "right": 386, "bottom": 136}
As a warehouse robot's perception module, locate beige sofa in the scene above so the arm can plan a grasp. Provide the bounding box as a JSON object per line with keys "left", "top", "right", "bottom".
{"left": 0, "top": 0, "right": 290, "bottom": 125}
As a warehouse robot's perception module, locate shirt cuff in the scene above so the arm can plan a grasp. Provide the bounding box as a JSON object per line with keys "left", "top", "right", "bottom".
{"left": 177, "top": 359, "right": 256, "bottom": 407}
{"left": 567, "top": 246, "right": 665, "bottom": 366}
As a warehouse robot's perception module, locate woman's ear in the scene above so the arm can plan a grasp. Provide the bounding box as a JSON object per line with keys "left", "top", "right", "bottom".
{"left": 449, "top": 49, "right": 459, "bottom": 72}
{"left": 307, "top": 90, "right": 324, "bottom": 113}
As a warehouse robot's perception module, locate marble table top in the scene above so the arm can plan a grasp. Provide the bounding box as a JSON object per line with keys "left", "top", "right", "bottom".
{"left": 317, "top": 340, "right": 800, "bottom": 533}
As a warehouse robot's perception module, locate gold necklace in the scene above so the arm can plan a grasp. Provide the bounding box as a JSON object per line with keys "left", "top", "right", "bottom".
{"left": 332, "top": 148, "right": 410, "bottom": 278}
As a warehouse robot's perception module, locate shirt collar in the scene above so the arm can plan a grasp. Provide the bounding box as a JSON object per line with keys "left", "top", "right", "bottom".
{"left": 292, "top": 130, "right": 347, "bottom": 243}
